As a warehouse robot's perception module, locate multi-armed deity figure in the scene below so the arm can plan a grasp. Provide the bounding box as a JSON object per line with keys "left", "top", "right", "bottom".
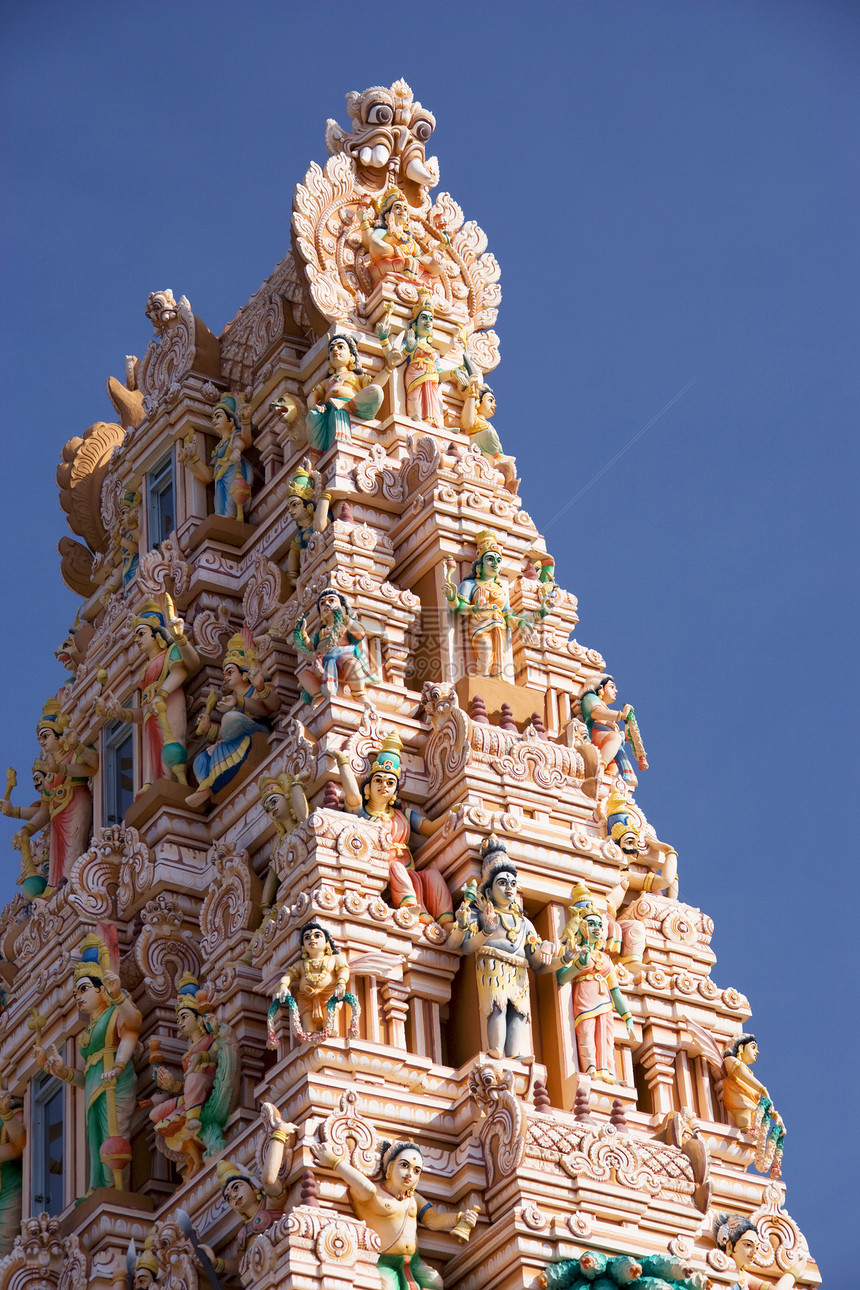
{"left": 459, "top": 376, "right": 519, "bottom": 493}
{"left": 712, "top": 1213, "right": 805, "bottom": 1290}
{"left": 178, "top": 393, "right": 254, "bottom": 522}
{"left": 284, "top": 460, "right": 333, "bottom": 589}
{"left": 445, "top": 530, "right": 553, "bottom": 680}
{"left": 556, "top": 884, "right": 636, "bottom": 1082}
{"left": 269, "top": 919, "right": 358, "bottom": 1046}
{"left": 147, "top": 973, "right": 237, "bottom": 1180}
{"left": 312, "top": 1134, "right": 478, "bottom": 1290}
{"left": 187, "top": 627, "right": 281, "bottom": 809}
{"left": 306, "top": 333, "right": 385, "bottom": 454}
{"left": 336, "top": 731, "right": 454, "bottom": 927}
{"left": 293, "top": 588, "right": 374, "bottom": 707}
{"left": 36, "top": 933, "right": 142, "bottom": 1193}
{"left": 0, "top": 1091, "right": 24, "bottom": 1257}
{"left": 378, "top": 297, "right": 466, "bottom": 428}
{"left": 213, "top": 1104, "right": 297, "bottom": 1268}
{"left": 579, "top": 674, "right": 648, "bottom": 790}
{"left": 359, "top": 186, "right": 447, "bottom": 288}
{"left": 449, "top": 835, "right": 561, "bottom": 1060}
{"left": 11, "top": 699, "right": 97, "bottom": 888}
{"left": 96, "top": 596, "right": 198, "bottom": 792}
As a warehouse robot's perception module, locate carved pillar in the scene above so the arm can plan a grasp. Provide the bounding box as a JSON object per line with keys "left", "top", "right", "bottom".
{"left": 380, "top": 981, "right": 410, "bottom": 1050}
{"left": 638, "top": 1042, "right": 676, "bottom": 1117}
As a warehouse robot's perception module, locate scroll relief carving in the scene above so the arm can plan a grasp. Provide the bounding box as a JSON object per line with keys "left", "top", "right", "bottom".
{"left": 134, "top": 893, "right": 202, "bottom": 1002}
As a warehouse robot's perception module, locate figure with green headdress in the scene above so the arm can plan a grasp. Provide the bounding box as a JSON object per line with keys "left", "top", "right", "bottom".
{"left": 179, "top": 392, "right": 254, "bottom": 521}
{"left": 35, "top": 933, "right": 142, "bottom": 1194}
{"left": 96, "top": 594, "right": 199, "bottom": 792}
{"left": 147, "top": 973, "right": 238, "bottom": 1180}
{"left": 0, "top": 1090, "right": 24, "bottom": 1256}
{"left": 378, "top": 294, "right": 467, "bottom": 428}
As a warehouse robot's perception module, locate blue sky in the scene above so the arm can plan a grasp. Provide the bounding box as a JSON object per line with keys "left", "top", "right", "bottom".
{"left": 1, "top": 1, "right": 857, "bottom": 1277}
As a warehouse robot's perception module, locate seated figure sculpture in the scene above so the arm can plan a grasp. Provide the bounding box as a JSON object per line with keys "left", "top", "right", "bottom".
{"left": 359, "top": 186, "right": 447, "bottom": 287}
{"left": 311, "top": 1135, "right": 478, "bottom": 1290}
{"left": 336, "top": 731, "right": 454, "bottom": 927}
{"left": 449, "top": 835, "right": 561, "bottom": 1060}
{"left": 178, "top": 393, "right": 254, "bottom": 522}
{"left": 306, "top": 333, "right": 385, "bottom": 455}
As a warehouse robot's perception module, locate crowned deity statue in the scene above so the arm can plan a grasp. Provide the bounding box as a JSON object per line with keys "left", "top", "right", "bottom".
{"left": 187, "top": 627, "right": 281, "bottom": 809}
{"left": 36, "top": 933, "right": 142, "bottom": 1193}
{"left": 449, "top": 836, "right": 562, "bottom": 1060}
{"left": 11, "top": 699, "right": 97, "bottom": 889}
{"left": 336, "top": 731, "right": 455, "bottom": 927}
{"left": 557, "top": 884, "right": 636, "bottom": 1082}
{"left": 578, "top": 674, "right": 648, "bottom": 790}
{"left": 293, "top": 588, "right": 374, "bottom": 707}
{"left": 459, "top": 375, "right": 519, "bottom": 493}
{"left": 128, "top": 1237, "right": 159, "bottom": 1288}
{"left": 311, "top": 1134, "right": 478, "bottom": 1290}
{"left": 0, "top": 1091, "right": 24, "bottom": 1257}
{"left": 284, "top": 459, "right": 333, "bottom": 589}
{"left": 359, "top": 185, "right": 448, "bottom": 288}
{"left": 211, "top": 1104, "right": 297, "bottom": 1273}
{"left": 147, "top": 974, "right": 238, "bottom": 1180}
{"left": 444, "top": 530, "right": 553, "bottom": 680}
{"left": 305, "top": 333, "right": 385, "bottom": 455}
{"left": 178, "top": 392, "right": 254, "bottom": 522}
{"left": 378, "top": 296, "right": 467, "bottom": 428}
{"left": 257, "top": 768, "right": 310, "bottom": 909}
{"left": 96, "top": 595, "right": 199, "bottom": 792}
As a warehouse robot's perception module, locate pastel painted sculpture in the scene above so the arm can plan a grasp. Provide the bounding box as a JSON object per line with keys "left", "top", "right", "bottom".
{"left": 459, "top": 376, "right": 519, "bottom": 493}
{"left": 311, "top": 1135, "right": 478, "bottom": 1290}
{"left": 2, "top": 761, "right": 51, "bottom": 901}
{"left": 35, "top": 934, "right": 142, "bottom": 1194}
{"left": 377, "top": 296, "right": 466, "bottom": 428}
{"left": 179, "top": 393, "right": 253, "bottom": 522}
{"left": 448, "top": 835, "right": 562, "bottom": 1060}
{"left": 444, "top": 530, "right": 553, "bottom": 680}
{"left": 306, "top": 333, "right": 385, "bottom": 455}
{"left": 722, "top": 1034, "right": 786, "bottom": 1178}
{"left": 212, "top": 1105, "right": 297, "bottom": 1271}
{"left": 579, "top": 673, "right": 648, "bottom": 790}
{"left": 337, "top": 731, "right": 454, "bottom": 927}
{"left": 0, "top": 1092, "right": 24, "bottom": 1257}
{"left": 96, "top": 595, "right": 198, "bottom": 791}
{"left": 258, "top": 769, "right": 310, "bottom": 908}
{"left": 712, "top": 1212, "right": 805, "bottom": 1289}
{"left": 359, "top": 185, "right": 447, "bottom": 287}
{"left": 285, "top": 459, "right": 333, "bottom": 587}
{"left": 12, "top": 699, "right": 97, "bottom": 889}
{"left": 293, "top": 588, "right": 374, "bottom": 707}
{"left": 187, "top": 627, "right": 281, "bottom": 809}
{"left": 130, "top": 1236, "right": 159, "bottom": 1288}
{"left": 557, "top": 883, "right": 636, "bottom": 1082}
{"left": 147, "top": 973, "right": 238, "bottom": 1180}
{"left": 268, "top": 919, "right": 359, "bottom": 1047}
{"left": 540, "top": 1249, "right": 707, "bottom": 1290}
{"left": 101, "top": 486, "right": 141, "bottom": 594}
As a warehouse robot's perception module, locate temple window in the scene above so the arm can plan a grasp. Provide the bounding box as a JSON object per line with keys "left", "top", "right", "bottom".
{"left": 146, "top": 452, "right": 175, "bottom": 548}
{"left": 31, "top": 1071, "right": 65, "bottom": 1215}
{"left": 103, "top": 719, "right": 134, "bottom": 823}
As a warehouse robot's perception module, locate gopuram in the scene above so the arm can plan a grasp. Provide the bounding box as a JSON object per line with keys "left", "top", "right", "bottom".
{"left": 0, "top": 81, "right": 818, "bottom": 1290}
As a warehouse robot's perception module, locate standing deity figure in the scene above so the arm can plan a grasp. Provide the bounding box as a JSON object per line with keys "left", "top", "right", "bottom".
{"left": 712, "top": 1213, "right": 805, "bottom": 1290}
{"left": 101, "top": 486, "right": 141, "bottom": 593}
{"left": 578, "top": 674, "right": 648, "bottom": 789}
{"left": 284, "top": 460, "right": 333, "bottom": 588}
{"left": 293, "top": 588, "right": 374, "bottom": 707}
{"left": 269, "top": 919, "right": 358, "bottom": 1046}
{"left": 306, "top": 333, "right": 385, "bottom": 455}
{"left": 311, "top": 1135, "right": 478, "bottom": 1290}
{"left": 359, "top": 186, "right": 447, "bottom": 287}
{"left": 96, "top": 596, "right": 198, "bottom": 792}
{"left": 212, "top": 1105, "right": 297, "bottom": 1271}
{"left": 449, "top": 836, "right": 561, "bottom": 1060}
{"left": 444, "top": 530, "right": 552, "bottom": 680}
{"left": 258, "top": 769, "right": 310, "bottom": 909}
{"left": 378, "top": 297, "right": 466, "bottom": 428}
{"left": 35, "top": 934, "right": 142, "bottom": 1194}
{"left": 2, "top": 761, "right": 50, "bottom": 900}
{"left": 179, "top": 393, "right": 254, "bottom": 522}
{"left": 557, "top": 885, "right": 635, "bottom": 1082}
{"left": 187, "top": 628, "right": 281, "bottom": 809}
{"left": 0, "top": 1092, "right": 24, "bottom": 1257}
{"left": 12, "top": 699, "right": 97, "bottom": 889}
{"left": 147, "top": 974, "right": 237, "bottom": 1180}
{"left": 459, "top": 377, "right": 519, "bottom": 493}
{"left": 336, "top": 732, "right": 454, "bottom": 927}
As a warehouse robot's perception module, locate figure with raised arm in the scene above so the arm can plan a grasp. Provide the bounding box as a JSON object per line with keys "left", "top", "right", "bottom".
{"left": 12, "top": 700, "right": 97, "bottom": 888}
{"left": 449, "top": 835, "right": 562, "bottom": 1059}
{"left": 187, "top": 628, "right": 281, "bottom": 809}
{"left": 556, "top": 884, "right": 636, "bottom": 1081}
{"left": 359, "top": 186, "right": 447, "bottom": 287}
{"left": 459, "top": 377, "right": 519, "bottom": 493}
{"left": 35, "top": 933, "right": 142, "bottom": 1194}
{"left": 293, "top": 588, "right": 373, "bottom": 707}
{"left": 336, "top": 732, "right": 454, "bottom": 927}
{"left": 311, "top": 1135, "right": 478, "bottom": 1289}
{"left": 178, "top": 393, "right": 254, "bottom": 522}
{"left": 284, "top": 460, "right": 333, "bottom": 588}
{"left": 306, "top": 334, "right": 385, "bottom": 455}
{"left": 96, "top": 596, "right": 198, "bottom": 792}
{"left": 130, "top": 1237, "right": 159, "bottom": 1288}
{"left": 378, "top": 296, "right": 466, "bottom": 428}
{"left": 0, "top": 1091, "right": 24, "bottom": 1256}
{"left": 210, "top": 1105, "right": 297, "bottom": 1271}
{"left": 578, "top": 674, "right": 648, "bottom": 790}
{"left": 712, "top": 1213, "right": 805, "bottom": 1290}
{"left": 257, "top": 769, "right": 310, "bottom": 909}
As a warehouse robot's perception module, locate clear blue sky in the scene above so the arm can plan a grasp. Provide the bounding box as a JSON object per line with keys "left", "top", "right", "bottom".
{"left": 1, "top": 1, "right": 856, "bottom": 1278}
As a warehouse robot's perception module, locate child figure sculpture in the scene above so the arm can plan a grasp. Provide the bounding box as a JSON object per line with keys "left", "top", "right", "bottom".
{"left": 148, "top": 974, "right": 237, "bottom": 1180}
{"left": 306, "top": 333, "right": 385, "bottom": 455}
{"left": 337, "top": 731, "right": 454, "bottom": 927}
{"left": 268, "top": 919, "right": 358, "bottom": 1046}
{"left": 311, "top": 1136, "right": 478, "bottom": 1290}
{"left": 179, "top": 393, "right": 253, "bottom": 522}
{"left": 449, "top": 835, "right": 561, "bottom": 1060}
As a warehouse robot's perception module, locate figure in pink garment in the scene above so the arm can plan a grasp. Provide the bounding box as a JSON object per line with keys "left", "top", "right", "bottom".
{"left": 335, "top": 731, "right": 455, "bottom": 926}
{"left": 12, "top": 699, "right": 97, "bottom": 888}
{"left": 557, "top": 884, "right": 635, "bottom": 1082}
